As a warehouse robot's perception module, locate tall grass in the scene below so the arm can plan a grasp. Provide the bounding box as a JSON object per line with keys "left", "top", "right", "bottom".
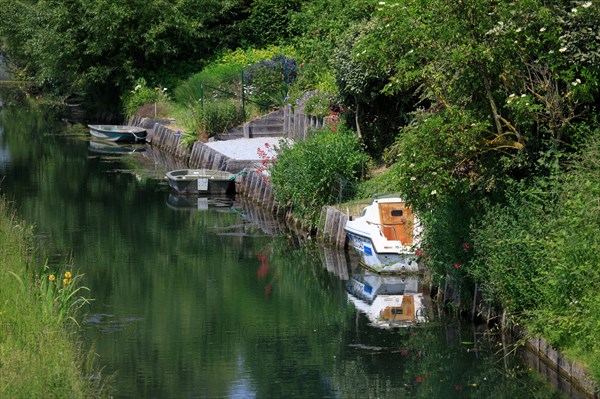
{"left": 0, "top": 197, "right": 103, "bottom": 398}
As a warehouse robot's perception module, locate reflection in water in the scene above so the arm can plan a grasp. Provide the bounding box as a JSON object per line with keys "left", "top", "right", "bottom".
{"left": 89, "top": 138, "right": 146, "bottom": 155}
{"left": 346, "top": 268, "right": 429, "bottom": 328}
{"left": 166, "top": 193, "right": 235, "bottom": 211}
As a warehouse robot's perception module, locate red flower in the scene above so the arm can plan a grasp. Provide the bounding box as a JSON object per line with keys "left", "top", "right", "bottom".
{"left": 264, "top": 142, "right": 270, "bottom": 148}
{"left": 400, "top": 350, "right": 409, "bottom": 357}
{"left": 462, "top": 242, "right": 471, "bottom": 249}
{"left": 415, "top": 376, "right": 424, "bottom": 383}
{"left": 454, "top": 263, "right": 461, "bottom": 269}
{"left": 415, "top": 249, "right": 424, "bottom": 257}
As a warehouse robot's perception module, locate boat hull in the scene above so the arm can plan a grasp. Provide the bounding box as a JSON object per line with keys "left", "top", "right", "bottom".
{"left": 166, "top": 169, "right": 235, "bottom": 195}
{"left": 345, "top": 230, "right": 419, "bottom": 273}
{"left": 88, "top": 125, "right": 147, "bottom": 142}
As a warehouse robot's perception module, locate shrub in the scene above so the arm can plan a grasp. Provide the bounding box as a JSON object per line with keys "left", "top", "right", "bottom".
{"left": 183, "top": 98, "right": 246, "bottom": 142}
{"left": 122, "top": 77, "right": 170, "bottom": 118}
{"left": 244, "top": 54, "right": 298, "bottom": 111}
{"left": 173, "top": 63, "right": 243, "bottom": 105}
{"left": 270, "top": 123, "right": 369, "bottom": 225}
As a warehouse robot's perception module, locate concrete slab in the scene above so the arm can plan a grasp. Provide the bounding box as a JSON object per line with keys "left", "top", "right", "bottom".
{"left": 205, "top": 137, "right": 289, "bottom": 161}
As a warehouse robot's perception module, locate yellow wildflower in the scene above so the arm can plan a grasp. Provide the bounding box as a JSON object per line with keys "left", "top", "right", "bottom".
{"left": 64, "top": 271, "right": 72, "bottom": 279}
{"left": 49, "top": 274, "right": 56, "bottom": 282}
{"left": 63, "top": 278, "right": 70, "bottom": 286}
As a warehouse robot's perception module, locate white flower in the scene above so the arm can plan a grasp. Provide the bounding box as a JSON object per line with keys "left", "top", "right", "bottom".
{"left": 521, "top": 94, "right": 526, "bottom": 97}
{"left": 134, "top": 85, "right": 141, "bottom": 90}
{"left": 582, "top": 2, "right": 592, "bottom": 8}
{"left": 548, "top": 50, "right": 554, "bottom": 54}
{"left": 509, "top": 93, "right": 516, "bottom": 98}
{"left": 378, "top": 1, "right": 385, "bottom": 4}
{"left": 163, "top": 87, "right": 168, "bottom": 92}
{"left": 409, "top": 163, "right": 415, "bottom": 168}
{"left": 516, "top": 27, "right": 522, "bottom": 33}
{"left": 431, "top": 190, "right": 437, "bottom": 195}
{"left": 571, "top": 7, "right": 577, "bottom": 13}
{"left": 572, "top": 81, "right": 578, "bottom": 86}
{"left": 559, "top": 47, "right": 568, "bottom": 52}
{"left": 539, "top": 27, "right": 546, "bottom": 32}
{"left": 576, "top": 78, "right": 582, "bottom": 84}
{"left": 410, "top": 176, "right": 417, "bottom": 181}
{"left": 432, "top": 171, "right": 437, "bottom": 175}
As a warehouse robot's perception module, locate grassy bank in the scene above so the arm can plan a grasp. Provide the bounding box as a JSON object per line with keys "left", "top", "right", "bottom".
{"left": 0, "top": 197, "right": 99, "bottom": 398}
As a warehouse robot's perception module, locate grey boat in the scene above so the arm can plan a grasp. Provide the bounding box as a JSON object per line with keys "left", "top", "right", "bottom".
{"left": 166, "top": 169, "right": 236, "bottom": 195}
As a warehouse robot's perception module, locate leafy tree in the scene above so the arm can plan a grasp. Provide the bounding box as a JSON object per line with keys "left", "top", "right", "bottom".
{"left": 0, "top": 0, "right": 250, "bottom": 117}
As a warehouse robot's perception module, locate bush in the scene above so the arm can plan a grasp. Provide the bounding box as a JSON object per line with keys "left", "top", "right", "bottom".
{"left": 183, "top": 98, "right": 246, "bottom": 142}
{"left": 173, "top": 63, "right": 243, "bottom": 105}
{"left": 529, "top": 133, "right": 600, "bottom": 378}
{"left": 270, "top": 123, "right": 369, "bottom": 225}
{"left": 122, "top": 77, "right": 170, "bottom": 118}
{"left": 244, "top": 54, "right": 298, "bottom": 111}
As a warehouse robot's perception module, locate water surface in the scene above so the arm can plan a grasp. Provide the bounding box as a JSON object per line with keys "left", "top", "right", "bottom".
{"left": 0, "top": 104, "right": 567, "bottom": 398}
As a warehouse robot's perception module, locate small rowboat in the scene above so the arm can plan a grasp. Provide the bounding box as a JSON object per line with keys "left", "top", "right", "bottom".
{"left": 166, "top": 169, "right": 236, "bottom": 195}
{"left": 88, "top": 125, "right": 147, "bottom": 142}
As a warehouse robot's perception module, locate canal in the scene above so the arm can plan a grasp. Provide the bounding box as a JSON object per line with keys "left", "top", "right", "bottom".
{"left": 0, "top": 103, "right": 568, "bottom": 398}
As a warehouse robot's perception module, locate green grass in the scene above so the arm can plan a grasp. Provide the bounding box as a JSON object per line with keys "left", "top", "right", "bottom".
{"left": 0, "top": 197, "right": 104, "bottom": 398}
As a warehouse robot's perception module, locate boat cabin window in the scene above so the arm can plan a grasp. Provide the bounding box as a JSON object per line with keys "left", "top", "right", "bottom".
{"left": 391, "top": 210, "right": 403, "bottom": 217}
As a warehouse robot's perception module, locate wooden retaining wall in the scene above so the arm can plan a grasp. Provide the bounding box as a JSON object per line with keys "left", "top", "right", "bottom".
{"left": 524, "top": 336, "right": 598, "bottom": 398}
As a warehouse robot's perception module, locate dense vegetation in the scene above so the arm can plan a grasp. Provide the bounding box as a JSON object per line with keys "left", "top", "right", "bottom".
{"left": 1, "top": 0, "right": 599, "bottom": 385}
{"left": 0, "top": 197, "right": 101, "bottom": 398}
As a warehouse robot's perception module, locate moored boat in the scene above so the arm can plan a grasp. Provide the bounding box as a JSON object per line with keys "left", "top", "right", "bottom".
{"left": 88, "top": 124, "right": 147, "bottom": 142}
{"left": 166, "top": 169, "right": 236, "bottom": 195}
{"left": 344, "top": 195, "right": 422, "bottom": 273}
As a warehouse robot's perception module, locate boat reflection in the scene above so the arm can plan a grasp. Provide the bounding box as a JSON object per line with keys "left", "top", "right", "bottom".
{"left": 88, "top": 138, "right": 146, "bottom": 155}
{"left": 166, "top": 193, "right": 234, "bottom": 211}
{"left": 346, "top": 267, "right": 430, "bottom": 328}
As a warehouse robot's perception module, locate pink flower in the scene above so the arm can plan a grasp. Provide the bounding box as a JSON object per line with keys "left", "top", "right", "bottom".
{"left": 415, "top": 249, "right": 424, "bottom": 257}
{"left": 454, "top": 263, "right": 461, "bottom": 269}
{"left": 264, "top": 142, "right": 270, "bottom": 148}
{"left": 462, "top": 242, "right": 471, "bottom": 249}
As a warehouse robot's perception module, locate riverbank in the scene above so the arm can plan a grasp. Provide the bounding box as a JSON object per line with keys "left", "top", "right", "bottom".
{"left": 0, "top": 197, "right": 101, "bottom": 398}
{"left": 133, "top": 119, "right": 599, "bottom": 398}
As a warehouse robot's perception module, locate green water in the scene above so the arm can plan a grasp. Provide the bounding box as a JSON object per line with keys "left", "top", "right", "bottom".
{"left": 0, "top": 104, "right": 568, "bottom": 398}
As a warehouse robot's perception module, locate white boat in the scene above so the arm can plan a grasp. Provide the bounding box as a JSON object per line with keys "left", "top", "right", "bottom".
{"left": 346, "top": 270, "right": 428, "bottom": 328}
{"left": 344, "top": 196, "right": 421, "bottom": 273}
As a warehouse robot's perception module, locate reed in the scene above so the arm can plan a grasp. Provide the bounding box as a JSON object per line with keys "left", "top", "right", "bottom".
{"left": 0, "top": 197, "right": 102, "bottom": 398}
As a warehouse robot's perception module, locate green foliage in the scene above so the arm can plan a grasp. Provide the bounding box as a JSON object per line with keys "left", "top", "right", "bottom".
{"left": 469, "top": 185, "right": 552, "bottom": 313}
{"left": 244, "top": 54, "right": 298, "bottom": 111}
{"left": 270, "top": 123, "right": 369, "bottom": 225}
{"left": 0, "top": 0, "right": 249, "bottom": 104}
{"left": 0, "top": 197, "right": 99, "bottom": 398}
{"left": 121, "top": 77, "right": 171, "bottom": 118}
{"left": 385, "top": 107, "right": 491, "bottom": 211}
{"left": 183, "top": 98, "right": 246, "bottom": 143}
{"left": 529, "top": 133, "right": 600, "bottom": 373}
{"left": 237, "top": 0, "right": 302, "bottom": 47}
{"left": 173, "top": 63, "right": 243, "bottom": 105}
